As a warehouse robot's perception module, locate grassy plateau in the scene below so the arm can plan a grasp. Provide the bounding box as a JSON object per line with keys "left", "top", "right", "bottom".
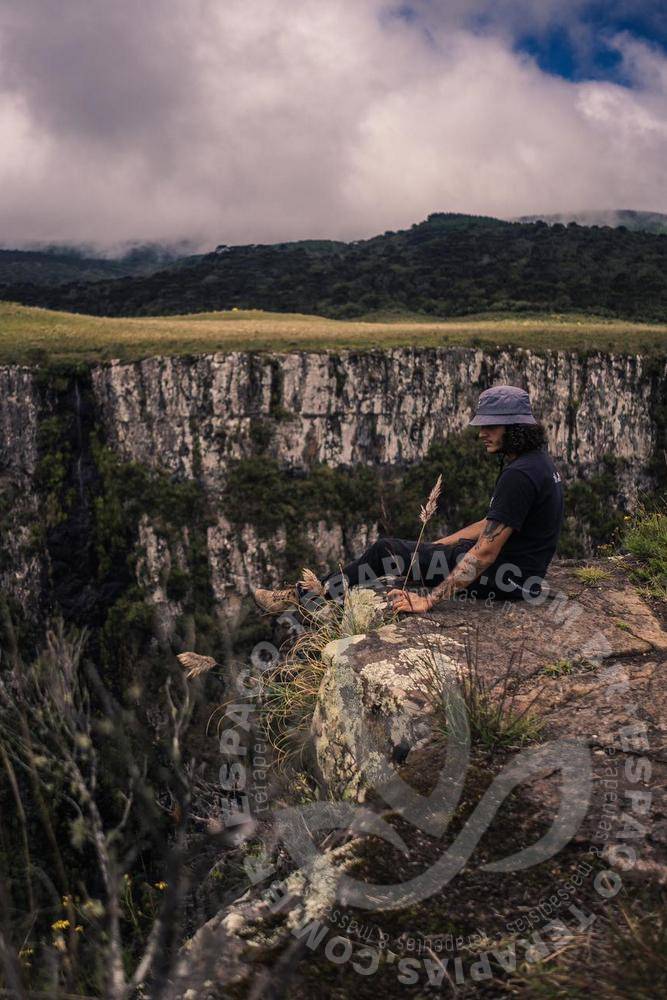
{"left": 1, "top": 301, "right": 667, "bottom": 365}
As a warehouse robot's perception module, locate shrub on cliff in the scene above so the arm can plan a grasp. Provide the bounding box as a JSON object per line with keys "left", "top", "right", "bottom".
{"left": 624, "top": 497, "right": 667, "bottom": 599}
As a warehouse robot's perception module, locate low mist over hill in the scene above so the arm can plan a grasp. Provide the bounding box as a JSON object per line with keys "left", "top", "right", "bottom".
{"left": 516, "top": 209, "right": 667, "bottom": 235}
{"left": 0, "top": 241, "right": 203, "bottom": 287}
{"left": 3, "top": 212, "right": 667, "bottom": 321}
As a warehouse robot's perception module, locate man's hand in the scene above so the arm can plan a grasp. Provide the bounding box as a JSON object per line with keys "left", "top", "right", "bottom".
{"left": 387, "top": 589, "right": 432, "bottom": 614}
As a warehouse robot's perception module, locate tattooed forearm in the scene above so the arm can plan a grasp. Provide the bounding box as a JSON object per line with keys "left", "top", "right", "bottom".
{"left": 427, "top": 551, "right": 483, "bottom": 606}
{"left": 426, "top": 520, "right": 513, "bottom": 609}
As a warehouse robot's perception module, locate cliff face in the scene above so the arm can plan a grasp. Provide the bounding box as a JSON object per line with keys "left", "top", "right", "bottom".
{"left": 0, "top": 366, "right": 42, "bottom": 626}
{"left": 91, "top": 348, "right": 658, "bottom": 482}
{"left": 0, "top": 347, "right": 664, "bottom": 646}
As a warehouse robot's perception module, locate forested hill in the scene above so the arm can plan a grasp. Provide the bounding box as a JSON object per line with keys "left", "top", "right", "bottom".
{"left": 4, "top": 212, "right": 667, "bottom": 321}
{"left": 0, "top": 243, "right": 203, "bottom": 287}
{"left": 516, "top": 209, "right": 667, "bottom": 235}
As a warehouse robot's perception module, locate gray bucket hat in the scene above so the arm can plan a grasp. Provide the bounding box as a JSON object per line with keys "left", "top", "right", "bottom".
{"left": 469, "top": 385, "right": 537, "bottom": 426}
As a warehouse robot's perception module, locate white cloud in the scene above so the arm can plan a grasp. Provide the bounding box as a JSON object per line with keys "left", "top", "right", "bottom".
{"left": 0, "top": 0, "right": 665, "bottom": 248}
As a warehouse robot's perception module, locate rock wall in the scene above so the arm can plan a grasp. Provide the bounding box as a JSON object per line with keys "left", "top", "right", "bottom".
{"left": 91, "top": 348, "right": 661, "bottom": 486}
{"left": 0, "top": 365, "right": 43, "bottom": 627}
{"left": 0, "top": 347, "right": 664, "bottom": 644}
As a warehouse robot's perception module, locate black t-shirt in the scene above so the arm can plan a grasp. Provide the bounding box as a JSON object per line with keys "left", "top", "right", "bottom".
{"left": 484, "top": 448, "right": 564, "bottom": 590}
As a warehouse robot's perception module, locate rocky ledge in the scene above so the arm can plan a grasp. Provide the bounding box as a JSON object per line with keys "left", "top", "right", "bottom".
{"left": 169, "top": 558, "right": 665, "bottom": 999}
{"left": 313, "top": 559, "right": 666, "bottom": 803}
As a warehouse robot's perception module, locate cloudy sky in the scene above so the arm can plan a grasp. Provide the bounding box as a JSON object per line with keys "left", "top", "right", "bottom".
{"left": 1, "top": 0, "right": 666, "bottom": 250}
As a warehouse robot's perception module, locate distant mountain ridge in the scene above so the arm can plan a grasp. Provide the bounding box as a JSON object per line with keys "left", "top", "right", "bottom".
{"left": 515, "top": 209, "right": 667, "bottom": 235}
{"left": 3, "top": 211, "right": 667, "bottom": 321}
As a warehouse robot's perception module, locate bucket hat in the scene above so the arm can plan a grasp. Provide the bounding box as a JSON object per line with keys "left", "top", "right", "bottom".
{"left": 469, "top": 385, "right": 537, "bottom": 426}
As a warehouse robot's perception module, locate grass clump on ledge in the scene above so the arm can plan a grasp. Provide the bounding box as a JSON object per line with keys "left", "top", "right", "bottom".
{"left": 417, "top": 628, "right": 544, "bottom": 752}
{"left": 542, "top": 656, "right": 598, "bottom": 677}
{"left": 623, "top": 496, "right": 667, "bottom": 600}
{"left": 573, "top": 565, "right": 611, "bottom": 586}
{"left": 1, "top": 301, "right": 667, "bottom": 364}
{"left": 260, "top": 588, "right": 394, "bottom": 767}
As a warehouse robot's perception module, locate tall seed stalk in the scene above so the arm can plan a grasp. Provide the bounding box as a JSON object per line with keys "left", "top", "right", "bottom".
{"left": 400, "top": 474, "right": 443, "bottom": 595}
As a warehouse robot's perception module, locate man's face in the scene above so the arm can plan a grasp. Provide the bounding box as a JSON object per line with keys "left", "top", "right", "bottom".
{"left": 478, "top": 425, "right": 505, "bottom": 453}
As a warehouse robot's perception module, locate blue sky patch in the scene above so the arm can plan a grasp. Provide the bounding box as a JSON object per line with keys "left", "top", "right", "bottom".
{"left": 514, "top": 3, "right": 667, "bottom": 85}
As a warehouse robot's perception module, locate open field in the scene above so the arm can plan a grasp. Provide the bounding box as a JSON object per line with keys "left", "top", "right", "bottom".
{"left": 1, "top": 300, "right": 667, "bottom": 364}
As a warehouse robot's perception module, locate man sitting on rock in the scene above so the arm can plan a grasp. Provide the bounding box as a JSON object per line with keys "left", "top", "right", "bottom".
{"left": 253, "top": 385, "right": 564, "bottom": 615}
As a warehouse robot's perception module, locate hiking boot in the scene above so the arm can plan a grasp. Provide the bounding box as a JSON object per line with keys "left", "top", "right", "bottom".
{"left": 252, "top": 586, "right": 300, "bottom": 614}
{"left": 253, "top": 569, "right": 325, "bottom": 615}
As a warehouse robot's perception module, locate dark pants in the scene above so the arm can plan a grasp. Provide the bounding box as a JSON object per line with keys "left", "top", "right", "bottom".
{"left": 316, "top": 535, "right": 534, "bottom": 602}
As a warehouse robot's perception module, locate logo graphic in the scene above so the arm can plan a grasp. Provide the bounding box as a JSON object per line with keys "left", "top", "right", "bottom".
{"left": 276, "top": 669, "right": 592, "bottom": 911}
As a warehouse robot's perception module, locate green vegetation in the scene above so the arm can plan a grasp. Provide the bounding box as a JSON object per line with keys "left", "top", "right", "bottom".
{"left": 221, "top": 430, "right": 500, "bottom": 580}
{"left": 543, "top": 658, "right": 576, "bottom": 677}
{"left": 416, "top": 631, "right": 544, "bottom": 752}
{"left": 0, "top": 242, "right": 199, "bottom": 286}
{"left": 34, "top": 413, "right": 74, "bottom": 527}
{"left": 260, "top": 589, "right": 395, "bottom": 766}
{"left": 2, "top": 300, "right": 666, "bottom": 365}
{"left": 7, "top": 213, "right": 667, "bottom": 323}
{"left": 12, "top": 363, "right": 221, "bottom": 670}
{"left": 223, "top": 435, "right": 631, "bottom": 580}
{"left": 0, "top": 618, "right": 209, "bottom": 997}
{"left": 90, "top": 439, "right": 218, "bottom": 672}
{"left": 559, "top": 456, "right": 629, "bottom": 557}
{"left": 623, "top": 497, "right": 667, "bottom": 599}
{"left": 517, "top": 208, "right": 667, "bottom": 235}
{"left": 572, "top": 565, "right": 612, "bottom": 585}
{"left": 542, "top": 657, "right": 597, "bottom": 677}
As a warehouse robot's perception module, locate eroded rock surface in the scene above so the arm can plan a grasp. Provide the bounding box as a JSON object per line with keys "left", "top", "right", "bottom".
{"left": 312, "top": 620, "right": 462, "bottom": 798}
{"left": 310, "top": 561, "right": 663, "bottom": 797}
{"left": 163, "top": 562, "right": 665, "bottom": 998}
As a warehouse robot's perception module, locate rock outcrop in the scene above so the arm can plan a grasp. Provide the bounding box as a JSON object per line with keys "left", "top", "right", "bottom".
{"left": 159, "top": 559, "right": 666, "bottom": 998}
{"left": 312, "top": 561, "right": 667, "bottom": 801}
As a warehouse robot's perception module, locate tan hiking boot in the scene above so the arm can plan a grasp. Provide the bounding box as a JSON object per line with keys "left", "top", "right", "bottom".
{"left": 253, "top": 569, "right": 325, "bottom": 615}
{"left": 253, "top": 586, "right": 300, "bottom": 614}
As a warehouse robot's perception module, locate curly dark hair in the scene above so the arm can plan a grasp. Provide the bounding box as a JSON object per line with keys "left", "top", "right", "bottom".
{"left": 501, "top": 422, "right": 547, "bottom": 455}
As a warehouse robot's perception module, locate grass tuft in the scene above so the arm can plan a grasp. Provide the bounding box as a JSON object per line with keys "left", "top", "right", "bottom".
{"left": 416, "top": 627, "right": 544, "bottom": 752}
{"left": 543, "top": 658, "right": 576, "bottom": 677}
{"left": 512, "top": 891, "right": 667, "bottom": 1000}
{"left": 572, "top": 565, "right": 611, "bottom": 586}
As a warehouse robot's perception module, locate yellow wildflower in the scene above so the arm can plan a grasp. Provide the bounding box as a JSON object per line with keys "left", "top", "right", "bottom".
{"left": 51, "top": 919, "right": 70, "bottom": 931}
{"left": 154, "top": 881, "right": 168, "bottom": 890}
